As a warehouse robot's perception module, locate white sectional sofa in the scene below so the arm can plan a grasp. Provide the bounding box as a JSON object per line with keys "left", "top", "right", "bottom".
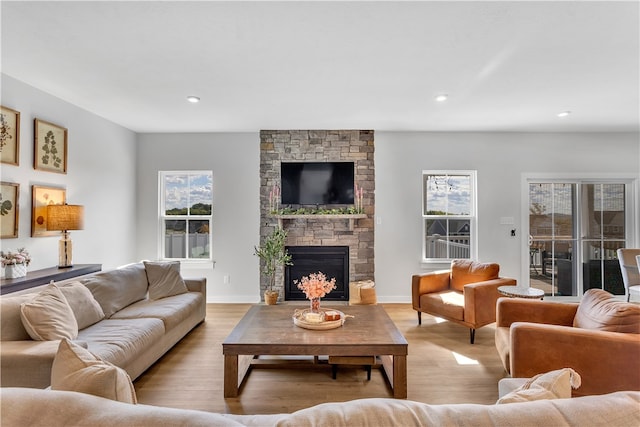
{"left": 0, "top": 262, "right": 206, "bottom": 388}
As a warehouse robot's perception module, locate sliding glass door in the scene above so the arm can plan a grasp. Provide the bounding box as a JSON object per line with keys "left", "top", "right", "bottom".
{"left": 528, "top": 180, "right": 632, "bottom": 297}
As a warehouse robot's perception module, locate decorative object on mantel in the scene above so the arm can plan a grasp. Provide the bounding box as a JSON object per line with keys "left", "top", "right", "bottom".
{"left": 268, "top": 184, "right": 280, "bottom": 214}
{"left": 1, "top": 247, "right": 31, "bottom": 278}
{"left": 34, "top": 118, "right": 67, "bottom": 174}
{"left": 295, "top": 271, "right": 337, "bottom": 314}
{"left": 31, "top": 185, "right": 66, "bottom": 237}
{"left": 0, "top": 182, "right": 20, "bottom": 239}
{"left": 1, "top": 106, "right": 20, "bottom": 166}
{"left": 354, "top": 183, "right": 364, "bottom": 214}
{"left": 254, "top": 226, "right": 292, "bottom": 305}
{"left": 46, "top": 203, "right": 84, "bottom": 268}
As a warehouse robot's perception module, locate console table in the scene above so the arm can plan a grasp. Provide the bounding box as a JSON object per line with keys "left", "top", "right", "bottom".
{"left": 0, "top": 264, "right": 102, "bottom": 295}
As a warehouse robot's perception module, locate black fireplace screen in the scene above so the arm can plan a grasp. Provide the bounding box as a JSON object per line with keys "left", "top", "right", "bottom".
{"left": 284, "top": 246, "right": 349, "bottom": 301}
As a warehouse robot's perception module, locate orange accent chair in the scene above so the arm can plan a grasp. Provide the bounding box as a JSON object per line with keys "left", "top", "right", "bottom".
{"left": 495, "top": 289, "right": 640, "bottom": 396}
{"left": 411, "top": 260, "right": 516, "bottom": 343}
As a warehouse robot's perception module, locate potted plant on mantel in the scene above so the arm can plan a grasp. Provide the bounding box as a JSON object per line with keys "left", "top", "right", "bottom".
{"left": 254, "top": 227, "right": 293, "bottom": 305}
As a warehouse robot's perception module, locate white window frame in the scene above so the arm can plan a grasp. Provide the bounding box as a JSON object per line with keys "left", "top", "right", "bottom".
{"left": 159, "top": 170, "right": 213, "bottom": 264}
{"left": 521, "top": 173, "right": 638, "bottom": 299}
{"left": 422, "top": 170, "right": 478, "bottom": 264}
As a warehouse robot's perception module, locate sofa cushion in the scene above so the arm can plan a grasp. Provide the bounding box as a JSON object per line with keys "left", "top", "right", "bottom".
{"left": 420, "top": 291, "right": 464, "bottom": 321}
{"left": 573, "top": 288, "right": 640, "bottom": 333}
{"left": 20, "top": 284, "right": 78, "bottom": 341}
{"left": 81, "top": 263, "right": 149, "bottom": 318}
{"left": 143, "top": 261, "right": 188, "bottom": 300}
{"left": 497, "top": 368, "right": 582, "bottom": 404}
{"left": 450, "top": 260, "right": 500, "bottom": 292}
{"left": 78, "top": 318, "right": 165, "bottom": 369}
{"left": 111, "top": 292, "right": 204, "bottom": 331}
{"left": 51, "top": 339, "right": 137, "bottom": 404}
{"left": 58, "top": 281, "right": 105, "bottom": 329}
{"left": 1, "top": 293, "right": 36, "bottom": 341}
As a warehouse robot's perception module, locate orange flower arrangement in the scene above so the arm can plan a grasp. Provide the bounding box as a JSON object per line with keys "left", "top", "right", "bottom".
{"left": 295, "top": 272, "right": 337, "bottom": 300}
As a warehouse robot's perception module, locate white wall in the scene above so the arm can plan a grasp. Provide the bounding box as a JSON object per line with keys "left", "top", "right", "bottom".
{"left": 374, "top": 132, "right": 640, "bottom": 302}
{"left": 135, "top": 133, "right": 260, "bottom": 303}
{"left": 0, "top": 74, "right": 138, "bottom": 272}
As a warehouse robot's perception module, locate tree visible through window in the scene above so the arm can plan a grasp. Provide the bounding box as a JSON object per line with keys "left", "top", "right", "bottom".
{"left": 422, "top": 171, "right": 477, "bottom": 261}
{"left": 160, "top": 171, "right": 212, "bottom": 260}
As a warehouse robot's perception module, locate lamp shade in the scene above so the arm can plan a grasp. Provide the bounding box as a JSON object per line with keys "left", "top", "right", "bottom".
{"left": 46, "top": 204, "right": 84, "bottom": 231}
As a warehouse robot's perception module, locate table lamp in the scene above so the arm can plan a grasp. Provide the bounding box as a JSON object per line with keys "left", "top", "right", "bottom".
{"left": 46, "top": 204, "right": 84, "bottom": 268}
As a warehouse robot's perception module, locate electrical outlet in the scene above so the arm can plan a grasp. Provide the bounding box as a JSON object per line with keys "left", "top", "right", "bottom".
{"left": 223, "top": 275, "right": 230, "bottom": 284}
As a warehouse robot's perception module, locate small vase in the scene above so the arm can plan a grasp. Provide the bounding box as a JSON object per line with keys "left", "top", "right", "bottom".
{"left": 5, "top": 263, "right": 27, "bottom": 279}
{"left": 309, "top": 297, "right": 321, "bottom": 313}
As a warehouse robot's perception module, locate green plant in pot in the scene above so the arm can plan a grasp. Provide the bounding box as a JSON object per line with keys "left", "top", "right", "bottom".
{"left": 254, "top": 227, "right": 293, "bottom": 305}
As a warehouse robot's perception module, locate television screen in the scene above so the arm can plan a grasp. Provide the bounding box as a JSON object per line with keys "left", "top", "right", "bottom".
{"left": 281, "top": 162, "right": 354, "bottom": 205}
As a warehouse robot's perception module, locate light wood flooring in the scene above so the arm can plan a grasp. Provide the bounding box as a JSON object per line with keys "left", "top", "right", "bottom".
{"left": 134, "top": 303, "right": 507, "bottom": 415}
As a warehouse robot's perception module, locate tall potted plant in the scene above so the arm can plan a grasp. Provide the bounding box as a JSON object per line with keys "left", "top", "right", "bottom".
{"left": 254, "top": 227, "right": 293, "bottom": 305}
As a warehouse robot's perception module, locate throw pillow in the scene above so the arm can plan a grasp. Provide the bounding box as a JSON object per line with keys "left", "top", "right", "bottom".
{"left": 51, "top": 338, "right": 137, "bottom": 404}
{"left": 144, "top": 260, "right": 188, "bottom": 300}
{"left": 496, "top": 368, "right": 581, "bottom": 404}
{"left": 20, "top": 284, "right": 78, "bottom": 341}
{"left": 58, "top": 281, "right": 105, "bottom": 329}
{"left": 450, "top": 259, "right": 500, "bottom": 292}
{"left": 573, "top": 288, "right": 640, "bottom": 333}
{"left": 81, "top": 263, "right": 149, "bottom": 318}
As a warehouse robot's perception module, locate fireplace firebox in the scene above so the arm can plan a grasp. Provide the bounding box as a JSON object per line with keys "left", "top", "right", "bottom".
{"left": 284, "top": 246, "right": 349, "bottom": 301}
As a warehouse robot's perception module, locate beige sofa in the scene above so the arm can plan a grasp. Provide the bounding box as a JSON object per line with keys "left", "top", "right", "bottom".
{"left": 1, "top": 387, "right": 639, "bottom": 426}
{"left": 0, "top": 262, "right": 206, "bottom": 388}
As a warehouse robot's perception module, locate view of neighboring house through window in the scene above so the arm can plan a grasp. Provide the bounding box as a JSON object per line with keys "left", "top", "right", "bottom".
{"left": 528, "top": 179, "right": 632, "bottom": 297}
{"left": 422, "top": 171, "right": 477, "bottom": 262}
{"left": 160, "top": 171, "right": 212, "bottom": 261}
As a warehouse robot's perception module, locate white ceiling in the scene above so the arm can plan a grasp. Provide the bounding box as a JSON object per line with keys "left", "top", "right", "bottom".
{"left": 2, "top": 1, "right": 639, "bottom": 133}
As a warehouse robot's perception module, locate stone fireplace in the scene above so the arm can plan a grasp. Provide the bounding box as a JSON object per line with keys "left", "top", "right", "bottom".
{"left": 259, "top": 130, "right": 375, "bottom": 302}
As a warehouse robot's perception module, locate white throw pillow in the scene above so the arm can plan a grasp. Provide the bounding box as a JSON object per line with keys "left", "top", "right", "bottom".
{"left": 58, "top": 281, "right": 105, "bottom": 329}
{"left": 496, "top": 368, "right": 581, "bottom": 404}
{"left": 51, "top": 338, "right": 137, "bottom": 404}
{"left": 20, "top": 284, "right": 78, "bottom": 341}
{"left": 144, "top": 261, "right": 188, "bottom": 300}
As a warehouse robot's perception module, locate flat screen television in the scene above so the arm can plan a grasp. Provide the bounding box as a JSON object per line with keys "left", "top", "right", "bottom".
{"left": 281, "top": 162, "right": 354, "bottom": 205}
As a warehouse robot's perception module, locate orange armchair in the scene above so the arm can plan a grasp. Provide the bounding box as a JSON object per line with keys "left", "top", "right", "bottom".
{"left": 411, "top": 260, "right": 516, "bottom": 343}
{"left": 495, "top": 289, "right": 640, "bottom": 396}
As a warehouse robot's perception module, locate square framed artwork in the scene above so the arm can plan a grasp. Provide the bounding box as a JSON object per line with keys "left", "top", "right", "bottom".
{"left": 34, "top": 119, "right": 67, "bottom": 174}
{"left": 1, "top": 106, "right": 21, "bottom": 166}
{"left": 0, "top": 182, "right": 20, "bottom": 238}
{"left": 31, "top": 185, "right": 66, "bottom": 237}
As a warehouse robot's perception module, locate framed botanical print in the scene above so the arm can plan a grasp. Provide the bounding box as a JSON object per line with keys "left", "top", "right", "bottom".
{"left": 34, "top": 119, "right": 67, "bottom": 174}
{"left": 1, "top": 182, "right": 20, "bottom": 239}
{"left": 1, "top": 106, "right": 20, "bottom": 165}
{"left": 31, "top": 185, "right": 66, "bottom": 237}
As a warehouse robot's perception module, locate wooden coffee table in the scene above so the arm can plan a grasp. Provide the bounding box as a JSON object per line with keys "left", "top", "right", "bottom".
{"left": 222, "top": 304, "right": 408, "bottom": 398}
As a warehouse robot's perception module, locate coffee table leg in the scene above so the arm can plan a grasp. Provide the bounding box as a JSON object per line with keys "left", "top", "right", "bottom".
{"left": 393, "top": 355, "right": 407, "bottom": 399}
{"left": 224, "top": 354, "right": 239, "bottom": 397}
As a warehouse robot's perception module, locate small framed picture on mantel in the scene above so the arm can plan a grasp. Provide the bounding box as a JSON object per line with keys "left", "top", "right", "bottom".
{"left": 34, "top": 118, "right": 67, "bottom": 174}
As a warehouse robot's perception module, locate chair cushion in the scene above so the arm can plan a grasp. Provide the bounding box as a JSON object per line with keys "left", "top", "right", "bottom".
{"left": 573, "top": 289, "right": 640, "bottom": 333}
{"left": 20, "top": 284, "right": 78, "bottom": 341}
{"left": 497, "top": 368, "right": 581, "bottom": 404}
{"left": 420, "top": 291, "right": 464, "bottom": 321}
{"left": 51, "top": 338, "right": 137, "bottom": 404}
{"left": 450, "top": 260, "right": 500, "bottom": 292}
{"left": 58, "top": 281, "right": 105, "bottom": 329}
{"left": 144, "top": 261, "right": 188, "bottom": 300}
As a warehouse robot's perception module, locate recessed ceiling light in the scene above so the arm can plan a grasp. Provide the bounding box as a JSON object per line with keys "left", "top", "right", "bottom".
{"left": 186, "top": 96, "right": 200, "bottom": 103}
{"left": 435, "top": 94, "right": 448, "bottom": 102}
{"left": 557, "top": 111, "right": 571, "bottom": 118}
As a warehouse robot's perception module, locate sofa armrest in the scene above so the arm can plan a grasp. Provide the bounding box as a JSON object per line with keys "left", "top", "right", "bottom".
{"left": 184, "top": 278, "right": 206, "bottom": 298}
{"left": 463, "top": 277, "right": 516, "bottom": 327}
{"left": 510, "top": 322, "right": 640, "bottom": 396}
{"left": 0, "top": 340, "right": 62, "bottom": 388}
{"left": 496, "top": 298, "right": 578, "bottom": 328}
{"left": 411, "top": 270, "right": 450, "bottom": 310}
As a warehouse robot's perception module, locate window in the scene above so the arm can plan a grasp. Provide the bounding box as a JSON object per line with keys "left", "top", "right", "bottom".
{"left": 160, "top": 171, "right": 212, "bottom": 261}
{"left": 526, "top": 177, "right": 636, "bottom": 297}
{"left": 422, "top": 171, "right": 477, "bottom": 262}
